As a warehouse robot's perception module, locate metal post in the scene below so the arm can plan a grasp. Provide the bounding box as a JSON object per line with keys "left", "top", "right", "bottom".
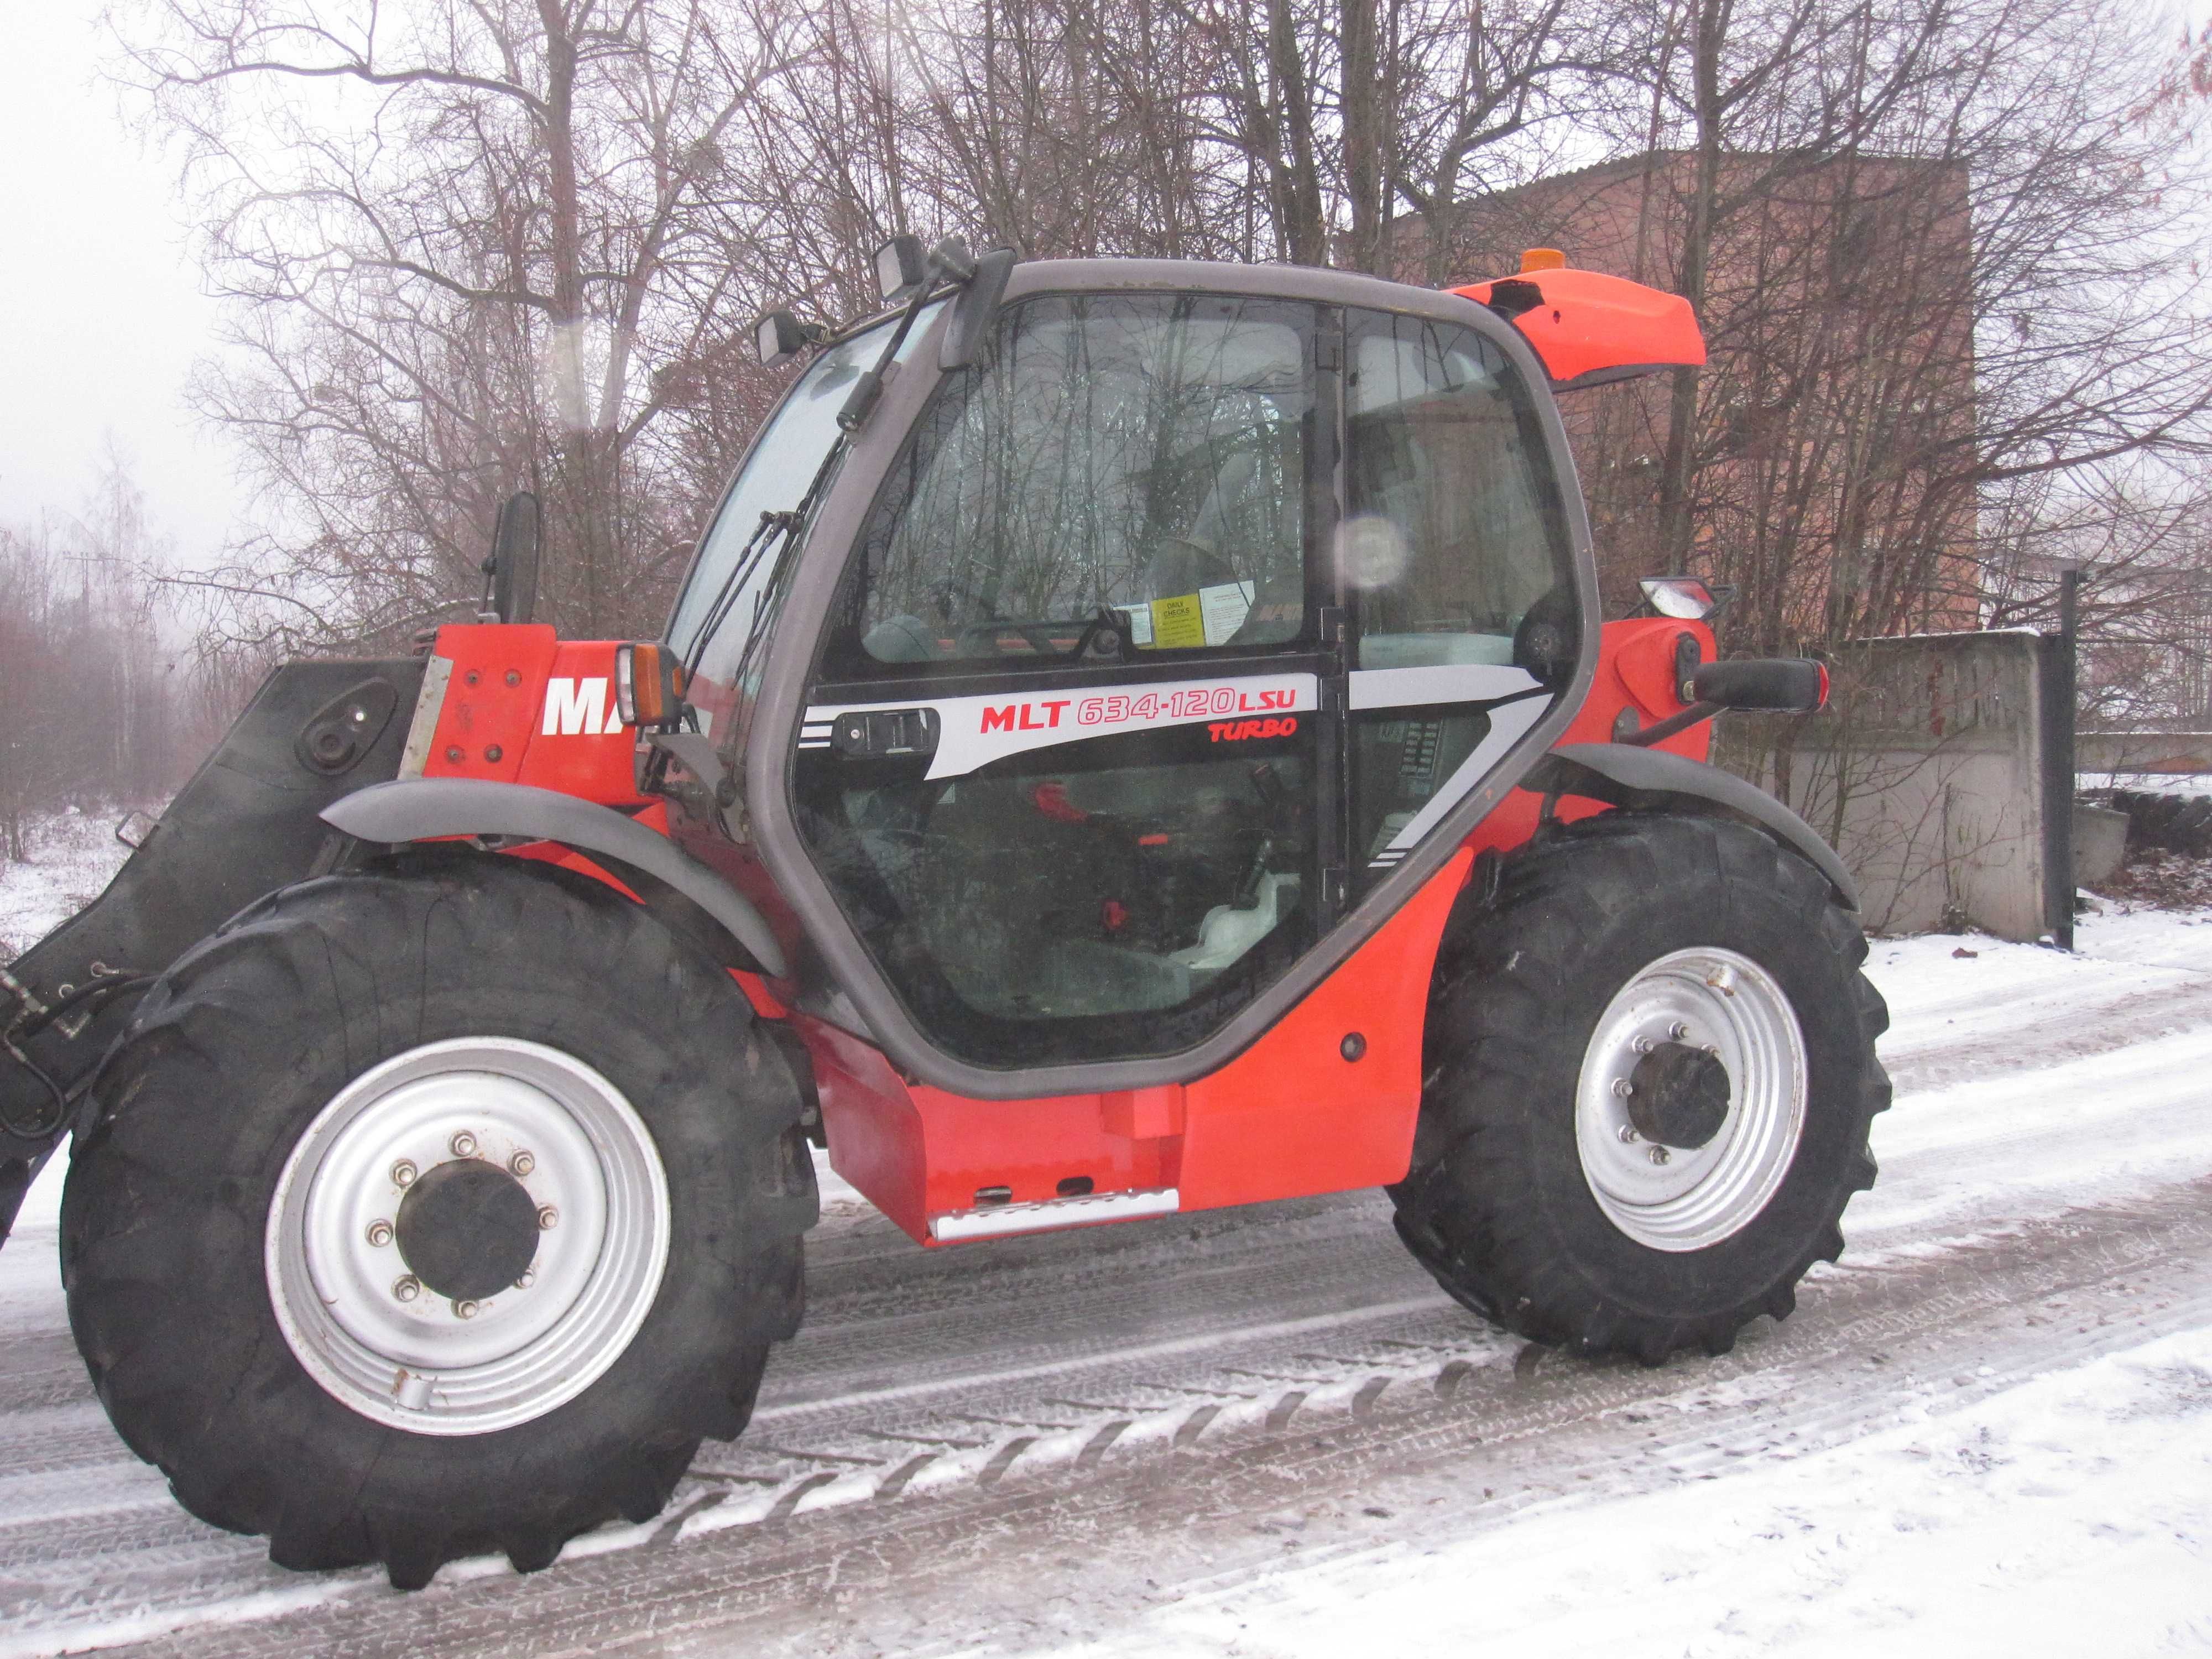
{"left": 2042, "top": 567, "right": 2079, "bottom": 950}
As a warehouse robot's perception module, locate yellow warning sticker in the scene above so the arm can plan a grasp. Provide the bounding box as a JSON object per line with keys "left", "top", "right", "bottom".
{"left": 1148, "top": 593, "right": 1208, "bottom": 650}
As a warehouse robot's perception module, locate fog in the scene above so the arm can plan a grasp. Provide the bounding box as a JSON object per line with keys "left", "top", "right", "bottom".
{"left": 0, "top": 1, "right": 243, "bottom": 555}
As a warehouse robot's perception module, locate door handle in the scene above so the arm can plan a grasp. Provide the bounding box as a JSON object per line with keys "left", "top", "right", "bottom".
{"left": 828, "top": 707, "right": 940, "bottom": 758}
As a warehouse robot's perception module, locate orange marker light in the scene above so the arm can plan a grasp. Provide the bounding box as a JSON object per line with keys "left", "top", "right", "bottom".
{"left": 614, "top": 643, "right": 688, "bottom": 728}
{"left": 1520, "top": 248, "right": 1567, "bottom": 273}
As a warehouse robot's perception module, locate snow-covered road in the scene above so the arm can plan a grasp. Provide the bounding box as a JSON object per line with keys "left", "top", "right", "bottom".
{"left": 1, "top": 906, "right": 2209, "bottom": 1655}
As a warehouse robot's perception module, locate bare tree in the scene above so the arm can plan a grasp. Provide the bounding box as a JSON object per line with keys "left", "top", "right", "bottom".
{"left": 119, "top": 0, "right": 805, "bottom": 646}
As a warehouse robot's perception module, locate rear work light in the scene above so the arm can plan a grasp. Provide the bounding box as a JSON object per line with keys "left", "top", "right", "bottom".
{"left": 1638, "top": 575, "right": 1737, "bottom": 621}
{"left": 614, "top": 643, "right": 689, "bottom": 730}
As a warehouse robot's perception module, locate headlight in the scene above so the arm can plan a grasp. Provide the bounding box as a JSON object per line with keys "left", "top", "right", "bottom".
{"left": 614, "top": 643, "right": 688, "bottom": 729}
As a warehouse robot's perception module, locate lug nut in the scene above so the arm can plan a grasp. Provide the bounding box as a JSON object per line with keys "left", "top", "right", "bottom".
{"left": 1611, "top": 1078, "right": 1635, "bottom": 1099}
{"left": 505, "top": 670, "right": 521, "bottom": 687}
{"left": 366, "top": 1219, "right": 394, "bottom": 1248}
{"left": 1617, "top": 1124, "right": 1639, "bottom": 1143}
{"left": 453, "top": 1299, "right": 478, "bottom": 1319}
{"left": 1648, "top": 1146, "right": 1672, "bottom": 1166}
{"left": 509, "top": 1150, "right": 535, "bottom": 1177}
{"left": 393, "top": 1275, "right": 421, "bottom": 1301}
{"left": 514, "top": 1270, "right": 535, "bottom": 1290}
{"left": 391, "top": 1160, "right": 418, "bottom": 1187}
{"left": 537, "top": 1204, "right": 559, "bottom": 1230}
{"left": 1670, "top": 1021, "right": 1689, "bottom": 1041}
{"left": 1632, "top": 1035, "right": 1654, "bottom": 1054}
{"left": 450, "top": 1130, "right": 478, "bottom": 1159}
{"left": 483, "top": 745, "right": 503, "bottom": 763}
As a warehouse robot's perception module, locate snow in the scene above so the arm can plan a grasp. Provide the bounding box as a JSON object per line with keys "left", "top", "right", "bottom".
{"left": 1026, "top": 1327, "right": 2212, "bottom": 1658}
{"left": 2082, "top": 771, "right": 2212, "bottom": 800}
{"left": 5, "top": 810, "right": 2211, "bottom": 1654}
{"left": 1004, "top": 912, "right": 2212, "bottom": 1657}
{"left": 0, "top": 806, "right": 131, "bottom": 964}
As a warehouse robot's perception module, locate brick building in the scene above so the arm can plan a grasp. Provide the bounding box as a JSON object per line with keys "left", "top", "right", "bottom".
{"left": 1410, "top": 150, "right": 1981, "bottom": 650}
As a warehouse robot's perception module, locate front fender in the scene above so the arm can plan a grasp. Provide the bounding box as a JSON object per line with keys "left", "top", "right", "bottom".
{"left": 322, "top": 779, "right": 787, "bottom": 977}
{"left": 1526, "top": 743, "right": 1860, "bottom": 913}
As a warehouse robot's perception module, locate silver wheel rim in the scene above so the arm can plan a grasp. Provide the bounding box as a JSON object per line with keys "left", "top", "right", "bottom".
{"left": 1574, "top": 947, "right": 1807, "bottom": 1253}
{"left": 265, "top": 1037, "right": 671, "bottom": 1436}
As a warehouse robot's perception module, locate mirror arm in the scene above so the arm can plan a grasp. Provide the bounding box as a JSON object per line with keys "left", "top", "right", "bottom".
{"left": 1616, "top": 701, "right": 1721, "bottom": 748}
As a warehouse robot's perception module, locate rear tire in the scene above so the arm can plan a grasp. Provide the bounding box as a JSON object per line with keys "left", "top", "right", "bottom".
{"left": 62, "top": 852, "right": 816, "bottom": 1586}
{"left": 1389, "top": 814, "right": 1888, "bottom": 1364}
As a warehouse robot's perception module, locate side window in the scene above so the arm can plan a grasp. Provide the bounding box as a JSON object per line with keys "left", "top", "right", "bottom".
{"left": 822, "top": 294, "right": 1313, "bottom": 676}
{"left": 1342, "top": 311, "right": 1577, "bottom": 875}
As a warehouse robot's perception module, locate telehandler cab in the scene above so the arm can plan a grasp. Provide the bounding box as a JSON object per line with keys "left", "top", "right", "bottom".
{"left": 0, "top": 239, "right": 1884, "bottom": 1587}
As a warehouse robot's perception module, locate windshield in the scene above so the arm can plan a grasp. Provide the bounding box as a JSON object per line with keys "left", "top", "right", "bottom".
{"left": 667, "top": 301, "right": 946, "bottom": 685}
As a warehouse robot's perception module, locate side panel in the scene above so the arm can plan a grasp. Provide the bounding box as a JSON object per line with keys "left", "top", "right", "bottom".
{"left": 796, "top": 849, "right": 1470, "bottom": 1243}
{"left": 418, "top": 625, "right": 646, "bottom": 806}
{"left": 1465, "top": 617, "right": 1715, "bottom": 857}
{"left": 1176, "top": 845, "right": 1472, "bottom": 1210}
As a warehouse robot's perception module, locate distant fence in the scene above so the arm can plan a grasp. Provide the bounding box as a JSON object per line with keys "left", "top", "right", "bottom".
{"left": 2077, "top": 732, "right": 2212, "bottom": 775}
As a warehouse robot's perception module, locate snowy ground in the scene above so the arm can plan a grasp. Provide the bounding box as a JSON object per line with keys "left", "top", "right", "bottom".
{"left": 0, "top": 807, "right": 132, "bottom": 964}
{"left": 2, "top": 823, "right": 2210, "bottom": 1655}
{"left": 2082, "top": 770, "right": 2212, "bottom": 799}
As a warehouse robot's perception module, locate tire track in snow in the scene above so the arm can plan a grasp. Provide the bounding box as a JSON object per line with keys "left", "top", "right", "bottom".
{"left": 50, "top": 1180, "right": 2212, "bottom": 1659}
{"left": 0, "top": 930, "right": 2207, "bottom": 1655}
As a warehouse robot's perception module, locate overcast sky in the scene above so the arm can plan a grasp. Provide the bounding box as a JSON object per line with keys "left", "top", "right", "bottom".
{"left": 2, "top": 0, "right": 2199, "bottom": 575}
{"left": 0, "top": 1, "right": 243, "bottom": 560}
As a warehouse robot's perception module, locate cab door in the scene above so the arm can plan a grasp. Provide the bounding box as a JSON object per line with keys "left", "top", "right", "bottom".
{"left": 786, "top": 291, "right": 1340, "bottom": 1072}
{"left": 1337, "top": 306, "right": 1582, "bottom": 892}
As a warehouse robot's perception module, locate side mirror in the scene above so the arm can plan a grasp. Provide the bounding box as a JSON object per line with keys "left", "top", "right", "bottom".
{"left": 482, "top": 491, "right": 540, "bottom": 625}
{"left": 873, "top": 234, "right": 927, "bottom": 302}
{"left": 1691, "top": 658, "right": 1828, "bottom": 713}
{"left": 940, "top": 248, "right": 1016, "bottom": 370}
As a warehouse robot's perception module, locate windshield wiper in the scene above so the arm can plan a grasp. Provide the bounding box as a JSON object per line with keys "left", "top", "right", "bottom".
{"left": 679, "top": 239, "right": 982, "bottom": 739}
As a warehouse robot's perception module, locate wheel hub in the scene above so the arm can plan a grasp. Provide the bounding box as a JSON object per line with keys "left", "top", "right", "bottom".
{"left": 264, "top": 1037, "right": 671, "bottom": 1435}
{"left": 393, "top": 1158, "right": 541, "bottom": 1302}
{"left": 1573, "top": 947, "right": 1807, "bottom": 1252}
{"left": 1625, "top": 1041, "right": 1731, "bottom": 1149}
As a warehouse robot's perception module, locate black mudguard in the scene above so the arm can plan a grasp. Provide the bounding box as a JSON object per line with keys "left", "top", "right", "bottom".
{"left": 0, "top": 658, "right": 426, "bottom": 1241}
{"left": 1525, "top": 742, "right": 1861, "bottom": 912}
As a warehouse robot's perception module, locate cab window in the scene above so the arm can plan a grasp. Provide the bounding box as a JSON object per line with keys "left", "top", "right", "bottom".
{"left": 822, "top": 294, "right": 1314, "bottom": 675}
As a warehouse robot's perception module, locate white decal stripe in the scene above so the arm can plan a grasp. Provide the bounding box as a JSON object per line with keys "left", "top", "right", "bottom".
{"left": 1348, "top": 662, "right": 1540, "bottom": 711}
{"left": 803, "top": 673, "right": 1320, "bottom": 781}
{"left": 1383, "top": 696, "right": 1554, "bottom": 852}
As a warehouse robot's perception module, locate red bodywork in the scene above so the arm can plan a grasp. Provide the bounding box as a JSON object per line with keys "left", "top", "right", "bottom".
{"left": 414, "top": 614, "right": 1714, "bottom": 1246}
{"left": 416, "top": 263, "right": 1715, "bottom": 1244}
{"left": 1451, "top": 266, "right": 1705, "bottom": 390}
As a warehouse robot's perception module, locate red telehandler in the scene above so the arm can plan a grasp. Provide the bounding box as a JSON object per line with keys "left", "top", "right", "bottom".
{"left": 0, "top": 242, "right": 1884, "bottom": 1587}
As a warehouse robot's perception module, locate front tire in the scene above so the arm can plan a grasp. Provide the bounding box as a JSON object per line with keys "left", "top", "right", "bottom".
{"left": 62, "top": 853, "right": 816, "bottom": 1586}
{"left": 1390, "top": 814, "right": 1889, "bottom": 1364}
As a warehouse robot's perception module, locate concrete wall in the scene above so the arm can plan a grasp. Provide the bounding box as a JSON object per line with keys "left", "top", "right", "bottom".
{"left": 2077, "top": 732, "right": 2212, "bottom": 774}
{"left": 1730, "top": 631, "right": 2050, "bottom": 940}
